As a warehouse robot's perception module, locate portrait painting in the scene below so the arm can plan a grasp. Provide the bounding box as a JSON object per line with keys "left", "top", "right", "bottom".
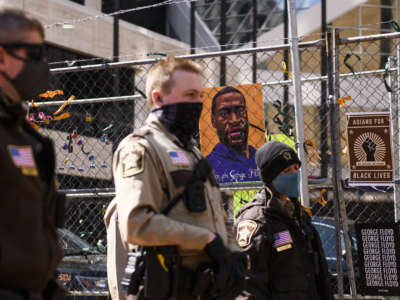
{"left": 199, "top": 83, "right": 265, "bottom": 184}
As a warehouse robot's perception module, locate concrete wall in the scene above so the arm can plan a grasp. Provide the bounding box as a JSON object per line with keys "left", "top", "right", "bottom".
{"left": 0, "top": 0, "right": 190, "bottom": 60}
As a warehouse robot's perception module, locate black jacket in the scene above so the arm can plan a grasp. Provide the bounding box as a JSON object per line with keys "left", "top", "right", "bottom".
{"left": 234, "top": 188, "right": 334, "bottom": 300}
{"left": 0, "top": 91, "right": 63, "bottom": 291}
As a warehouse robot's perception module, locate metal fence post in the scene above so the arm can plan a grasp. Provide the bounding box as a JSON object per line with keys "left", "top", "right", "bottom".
{"left": 328, "top": 29, "right": 344, "bottom": 300}
{"left": 392, "top": 50, "right": 400, "bottom": 222}
{"left": 286, "top": 0, "right": 310, "bottom": 207}
{"left": 331, "top": 30, "right": 358, "bottom": 300}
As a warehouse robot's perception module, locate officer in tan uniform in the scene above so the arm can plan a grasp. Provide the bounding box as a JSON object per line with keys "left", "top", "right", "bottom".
{"left": 0, "top": 8, "right": 65, "bottom": 300}
{"left": 108, "top": 57, "right": 247, "bottom": 300}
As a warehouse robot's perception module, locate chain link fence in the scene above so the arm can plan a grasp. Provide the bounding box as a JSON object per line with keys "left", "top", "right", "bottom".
{"left": 34, "top": 32, "right": 400, "bottom": 298}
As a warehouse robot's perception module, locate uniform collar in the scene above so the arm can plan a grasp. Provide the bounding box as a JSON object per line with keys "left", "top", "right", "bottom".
{"left": 0, "top": 89, "right": 27, "bottom": 125}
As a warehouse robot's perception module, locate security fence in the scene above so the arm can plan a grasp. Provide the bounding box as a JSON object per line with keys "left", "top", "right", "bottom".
{"left": 33, "top": 31, "right": 400, "bottom": 298}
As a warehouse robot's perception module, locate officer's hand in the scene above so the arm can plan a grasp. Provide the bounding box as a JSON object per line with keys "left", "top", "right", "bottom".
{"left": 204, "top": 234, "right": 232, "bottom": 296}
{"left": 231, "top": 251, "right": 248, "bottom": 279}
{"left": 226, "top": 251, "right": 248, "bottom": 296}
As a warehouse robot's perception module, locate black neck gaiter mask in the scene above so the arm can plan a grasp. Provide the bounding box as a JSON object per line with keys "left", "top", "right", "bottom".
{"left": 153, "top": 102, "right": 203, "bottom": 148}
{"left": 2, "top": 56, "right": 50, "bottom": 101}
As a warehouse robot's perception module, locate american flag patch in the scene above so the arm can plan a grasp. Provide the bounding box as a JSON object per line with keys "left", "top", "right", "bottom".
{"left": 273, "top": 230, "right": 293, "bottom": 248}
{"left": 169, "top": 151, "right": 190, "bottom": 166}
{"left": 8, "top": 145, "right": 36, "bottom": 168}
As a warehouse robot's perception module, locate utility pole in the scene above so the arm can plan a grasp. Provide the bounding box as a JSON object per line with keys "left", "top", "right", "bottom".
{"left": 220, "top": 0, "right": 226, "bottom": 86}
{"left": 190, "top": 2, "right": 196, "bottom": 54}
{"left": 252, "top": 0, "right": 257, "bottom": 83}
{"left": 113, "top": 0, "right": 120, "bottom": 97}
{"left": 286, "top": 0, "right": 309, "bottom": 207}
{"left": 320, "top": 0, "right": 328, "bottom": 178}
{"left": 283, "top": 0, "right": 290, "bottom": 126}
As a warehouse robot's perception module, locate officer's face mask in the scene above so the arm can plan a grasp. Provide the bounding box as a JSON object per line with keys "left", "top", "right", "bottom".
{"left": 1, "top": 44, "right": 50, "bottom": 101}
{"left": 272, "top": 171, "right": 300, "bottom": 198}
{"left": 153, "top": 102, "right": 203, "bottom": 148}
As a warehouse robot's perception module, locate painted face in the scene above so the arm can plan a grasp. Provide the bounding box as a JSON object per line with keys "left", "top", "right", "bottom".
{"left": 212, "top": 92, "right": 248, "bottom": 152}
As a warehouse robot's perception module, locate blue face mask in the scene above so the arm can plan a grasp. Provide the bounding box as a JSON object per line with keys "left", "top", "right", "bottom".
{"left": 272, "top": 172, "right": 300, "bottom": 198}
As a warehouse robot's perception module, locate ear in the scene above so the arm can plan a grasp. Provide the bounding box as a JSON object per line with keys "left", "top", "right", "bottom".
{"left": 152, "top": 90, "right": 163, "bottom": 107}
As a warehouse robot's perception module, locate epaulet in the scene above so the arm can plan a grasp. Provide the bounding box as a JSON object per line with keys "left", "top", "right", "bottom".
{"left": 235, "top": 191, "right": 264, "bottom": 220}
{"left": 132, "top": 127, "right": 151, "bottom": 137}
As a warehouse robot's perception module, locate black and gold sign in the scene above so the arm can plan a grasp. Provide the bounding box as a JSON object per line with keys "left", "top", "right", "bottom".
{"left": 346, "top": 112, "right": 393, "bottom": 185}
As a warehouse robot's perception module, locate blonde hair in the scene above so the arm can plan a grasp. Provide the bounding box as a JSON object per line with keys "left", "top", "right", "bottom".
{"left": 145, "top": 57, "right": 201, "bottom": 107}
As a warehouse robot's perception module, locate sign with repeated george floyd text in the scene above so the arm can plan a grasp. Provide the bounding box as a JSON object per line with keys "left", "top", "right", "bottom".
{"left": 355, "top": 223, "right": 400, "bottom": 296}
{"left": 346, "top": 112, "right": 394, "bottom": 186}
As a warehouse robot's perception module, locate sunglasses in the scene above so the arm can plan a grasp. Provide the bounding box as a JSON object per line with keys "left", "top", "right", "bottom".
{"left": 1, "top": 42, "right": 46, "bottom": 61}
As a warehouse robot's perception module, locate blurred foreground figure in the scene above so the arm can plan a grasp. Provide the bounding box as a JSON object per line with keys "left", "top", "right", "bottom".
{"left": 0, "top": 8, "right": 65, "bottom": 300}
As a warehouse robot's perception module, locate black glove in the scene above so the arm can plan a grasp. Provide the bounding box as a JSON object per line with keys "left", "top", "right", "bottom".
{"left": 204, "top": 234, "right": 233, "bottom": 297}
{"left": 225, "top": 251, "right": 248, "bottom": 297}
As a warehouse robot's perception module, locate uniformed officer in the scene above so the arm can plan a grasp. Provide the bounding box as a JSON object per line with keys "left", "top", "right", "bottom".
{"left": 0, "top": 8, "right": 65, "bottom": 300}
{"left": 108, "top": 57, "right": 247, "bottom": 300}
{"left": 235, "top": 141, "right": 334, "bottom": 300}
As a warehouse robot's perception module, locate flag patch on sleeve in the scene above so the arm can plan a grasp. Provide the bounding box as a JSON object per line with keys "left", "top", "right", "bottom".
{"left": 8, "top": 145, "right": 38, "bottom": 176}
{"left": 273, "top": 230, "right": 293, "bottom": 249}
{"left": 169, "top": 151, "right": 190, "bottom": 166}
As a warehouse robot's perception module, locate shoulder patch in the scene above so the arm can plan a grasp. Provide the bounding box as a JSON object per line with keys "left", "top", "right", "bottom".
{"left": 168, "top": 151, "right": 190, "bottom": 166}
{"left": 121, "top": 144, "right": 145, "bottom": 177}
{"left": 236, "top": 220, "right": 258, "bottom": 247}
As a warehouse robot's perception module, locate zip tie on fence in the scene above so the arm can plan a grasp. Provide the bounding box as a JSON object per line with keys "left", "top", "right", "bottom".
{"left": 281, "top": 61, "right": 293, "bottom": 79}
{"left": 31, "top": 90, "right": 65, "bottom": 108}
{"left": 304, "top": 139, "right": 321, "bottom": 161}
{"left": 343, "top": 54, "right": 361, "bottom": 74}
{"left": 28, "top": 111, "right": 71, "bottom": 125}
{"left": 382, "top": 61, "right": 394, "bottom": 92}
{"left": 317, "top": 188, "right": 327, "bottom": 206}
{"left": 147, "top": 52, "right": 167, "bottom": 57}
{"left": 272, "top": 100, "right": 294, "bottom": 137}
{"left": 135, "top": 87, "right": 146, "bottom": 98}
{"left": 39, "top": 90, "right": 64, "bottom": 98}
{"left": 249, "top": 123, "right": 265, "bottom": 133}
{"left": 390, "top": 20, "right": 400, "bottom": 32}
{"left": 302, "top": 205, "right": 312, "bottom": 216}
{"left": 29, "top": 121, "right": 40, "bottom": 131}
{"left": 340, "top": 130, "right": 347, "bottom": 143}
{"left": 337, "top": 96, "right": 351, "bottom": 107}
{"left": 54, "top": 95, "right": 75, "bottom": 115}
{"left": 339, "top": 130, "right": 349, "bottom": 156}
{"left": 53, "top": 112, "right": 71, "bottom": 121}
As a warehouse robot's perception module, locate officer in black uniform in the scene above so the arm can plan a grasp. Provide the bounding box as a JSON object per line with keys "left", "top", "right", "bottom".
{"left": 235, "top": 141, "right": 333, "bottom": 300}
{"left": 0, "top": 8, "right": 65, "bottom": 300}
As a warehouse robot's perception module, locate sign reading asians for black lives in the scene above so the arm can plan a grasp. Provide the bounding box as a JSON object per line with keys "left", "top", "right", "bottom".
{"left": 346, "top": 112, "right": 394, "bottom": 186}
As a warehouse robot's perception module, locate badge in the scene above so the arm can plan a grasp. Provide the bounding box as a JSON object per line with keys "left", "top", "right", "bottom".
{"left": 8, "top": 145, "right": 38, "bottom": 176}
{"left": 236, "top": 220, "right": 258, "bottom": 247}
{"left": 121, "top": 144, "right": 145, "bottom": 177}
{"left": 280, "top": 149, "right": 292, "bottom": 161}
{"left": 168, "top": 151, "right": 190, "bottom": 167}
{"left": 273, "top": 230, "right": 293, "bottom": 251}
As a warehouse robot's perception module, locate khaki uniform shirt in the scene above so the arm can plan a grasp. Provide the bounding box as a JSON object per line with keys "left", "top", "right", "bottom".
{"left": 104, "top": 198, "right": 129, "bottom": 300}
{"left": 107, "top": 113, "right": 235, "bottom": 299}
